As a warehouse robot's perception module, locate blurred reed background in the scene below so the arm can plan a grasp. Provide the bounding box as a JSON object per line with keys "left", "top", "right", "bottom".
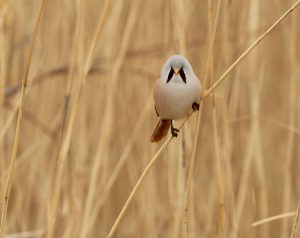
{"left": 0, "top": 0, "right": 300, "bottom": 237}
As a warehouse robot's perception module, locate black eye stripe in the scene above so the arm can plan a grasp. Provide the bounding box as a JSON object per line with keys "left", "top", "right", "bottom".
{"left": 166, "top": 66, "right": 186, "bottom": 84}
{"left": 179, "top": 67, "right": 186, "bottom": 83}
{"left": 166, "top": 67, "right": 174, "bottom": 83}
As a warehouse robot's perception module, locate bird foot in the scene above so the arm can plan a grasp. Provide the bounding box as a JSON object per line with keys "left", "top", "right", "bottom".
{"left": 171, "top": 127, "right": 180, "bottom": 137}
{"left": 192, "top": 102, "right": 200, "bottom": 111}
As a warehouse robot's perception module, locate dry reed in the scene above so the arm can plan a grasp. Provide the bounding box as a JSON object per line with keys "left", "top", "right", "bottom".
{"left": 0, "top": 1, "right": 300, "bottom": 238}
{"left": 0, "top": 1, "right": 47, "bottom": 237}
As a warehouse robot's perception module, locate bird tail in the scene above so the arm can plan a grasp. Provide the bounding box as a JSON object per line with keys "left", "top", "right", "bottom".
{"left": 151, "top": 119, "right": 171, "bottom": 143}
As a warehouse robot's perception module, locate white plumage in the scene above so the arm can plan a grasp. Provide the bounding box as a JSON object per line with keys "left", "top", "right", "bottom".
{"left": 151, "top": 55, "right": 201, "bottom": 142}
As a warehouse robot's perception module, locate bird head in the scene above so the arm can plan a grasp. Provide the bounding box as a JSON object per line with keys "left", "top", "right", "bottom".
{"left": 161, "top": 54, "right": 194, "bottom": 84}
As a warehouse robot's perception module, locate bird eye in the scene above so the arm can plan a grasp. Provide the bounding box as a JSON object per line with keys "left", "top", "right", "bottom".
{"left": 166, "top": 67, "right": 174, "bottom": 83}
{"left": 179, "top": 67, "right": 186, "bottom": 83}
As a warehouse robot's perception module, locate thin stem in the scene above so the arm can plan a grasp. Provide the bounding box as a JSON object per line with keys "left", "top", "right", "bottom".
{"left": 183, "top": 0, "right": 222, "bottom": 237}
{"left": 252, "top": 212, "right": 296, "bottom": 227}
{"left": 0, "top": 0, "right": 47, "bottom": 237}
{"left": 203, "top": 0, "right": 300, "bottom": 99}
{"left": 291, "top": 200, "right": 300, "bottom": 238}
{"left": 46, "top": 0, "right": 112, "bottom": 237}
{"left": 107, "top": 136, "right": 173, "bottom": 238}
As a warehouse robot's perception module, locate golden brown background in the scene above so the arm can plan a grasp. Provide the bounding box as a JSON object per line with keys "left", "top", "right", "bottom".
{"left": 0, "top": 0, "right": 300, "bottom": 237}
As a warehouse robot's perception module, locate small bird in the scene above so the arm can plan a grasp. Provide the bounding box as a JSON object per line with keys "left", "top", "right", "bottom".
{"left": 151, "top": 55, "right": 201, "bottom": 142}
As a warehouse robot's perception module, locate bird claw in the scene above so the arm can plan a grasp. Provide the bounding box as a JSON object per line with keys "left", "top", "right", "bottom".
{"left": 192, "top": 102, "right": 200, "bottom": 111}
{"left": 171, "top": 127, "right": 180, "bottom": 137}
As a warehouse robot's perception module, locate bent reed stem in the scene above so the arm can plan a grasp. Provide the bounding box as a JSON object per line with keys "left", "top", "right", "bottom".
{"left": 107, "top": 1, "right": 300, "bottom": 237}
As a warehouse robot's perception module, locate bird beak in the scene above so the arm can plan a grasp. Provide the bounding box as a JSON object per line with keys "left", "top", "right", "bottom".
{"left": 174, "top": 68, "right": 180, "bottom": 75}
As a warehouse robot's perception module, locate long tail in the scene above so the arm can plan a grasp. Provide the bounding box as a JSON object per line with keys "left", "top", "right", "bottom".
{"left": 151, "top": 119, "right": 171, "bottom": 143}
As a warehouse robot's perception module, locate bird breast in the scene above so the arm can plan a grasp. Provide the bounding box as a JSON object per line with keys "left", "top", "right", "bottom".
{"left": 154, "top": 77, "right": 201, "bottom": 120}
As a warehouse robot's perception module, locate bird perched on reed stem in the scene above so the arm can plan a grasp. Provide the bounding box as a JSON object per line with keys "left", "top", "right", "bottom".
{"left": 151, "top": 55, "right": 201, "bottom": 142}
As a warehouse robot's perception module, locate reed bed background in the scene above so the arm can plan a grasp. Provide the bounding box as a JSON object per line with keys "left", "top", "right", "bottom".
{"left": 0, "top": 0, "right": 300, "bottom": 237}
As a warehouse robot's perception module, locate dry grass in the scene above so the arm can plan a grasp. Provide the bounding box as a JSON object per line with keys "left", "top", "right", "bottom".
{"left": 0, "top": 0, "right": 300, "bottom": 238}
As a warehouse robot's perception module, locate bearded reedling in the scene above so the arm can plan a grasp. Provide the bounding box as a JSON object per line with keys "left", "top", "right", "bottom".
{"left": 151, "top": 55, "right": 202, "bottom": 142}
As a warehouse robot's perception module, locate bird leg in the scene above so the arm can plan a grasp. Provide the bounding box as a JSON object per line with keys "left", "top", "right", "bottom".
{"left": 171, "top": 120, "right": 179, "bottom": 137}
{"left": 192, "top": 102, "right": 200, "bottom": 111}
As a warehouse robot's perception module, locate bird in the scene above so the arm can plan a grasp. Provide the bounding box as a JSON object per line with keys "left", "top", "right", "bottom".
{"left": 151, "top": 54, "right": 202, "bottom": 143}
